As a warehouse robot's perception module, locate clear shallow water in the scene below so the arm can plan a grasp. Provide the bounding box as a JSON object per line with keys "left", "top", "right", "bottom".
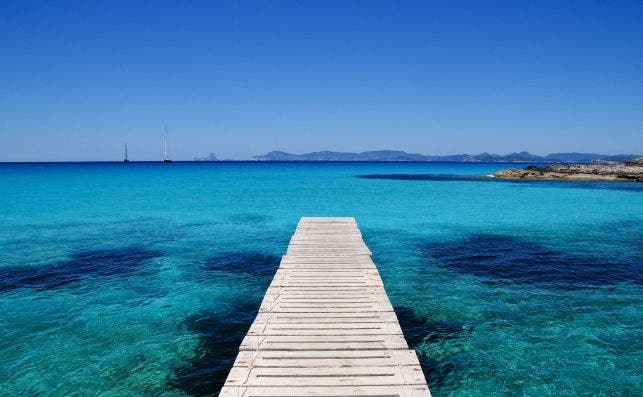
{"left": 0, "top": 162, "right": 641, "bottom": 396}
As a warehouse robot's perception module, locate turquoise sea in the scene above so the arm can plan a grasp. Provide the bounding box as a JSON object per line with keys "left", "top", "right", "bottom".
{"left": 0, "top": 162, "right": 641, "bottom": 396}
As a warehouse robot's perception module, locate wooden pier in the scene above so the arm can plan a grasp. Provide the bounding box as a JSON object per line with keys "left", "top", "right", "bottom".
{"left": 220, "top": 217, "right": 431, "bottom": 396}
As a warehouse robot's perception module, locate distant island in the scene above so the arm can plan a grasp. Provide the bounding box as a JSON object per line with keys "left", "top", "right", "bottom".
{"left": 246, "top": 150, "right": 641, "bottom": 163}
{"left": 494, "top": 158, "right": 643, "bottom": 182}
{"left": 193, "top": 153, "right": 219, "bottom": 161}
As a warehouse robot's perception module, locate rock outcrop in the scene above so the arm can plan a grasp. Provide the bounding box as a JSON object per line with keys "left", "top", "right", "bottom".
{"left": 625, "top": 157, "right": 643, "bottom": 166}
{"left": 494, "top": 158, "right": 643, "bottom": 182}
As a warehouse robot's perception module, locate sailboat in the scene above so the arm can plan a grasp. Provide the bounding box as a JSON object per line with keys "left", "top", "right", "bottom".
{"left": 123, "top": 143, "right": 130, "bottom": 163}
{"left": 163, "top": 124, "right": 172, "bottom": 163}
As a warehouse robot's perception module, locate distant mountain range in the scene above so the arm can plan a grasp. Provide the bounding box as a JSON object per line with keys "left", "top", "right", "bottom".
{"left": 249, "top": 150, "right": 641, "bottom": 163}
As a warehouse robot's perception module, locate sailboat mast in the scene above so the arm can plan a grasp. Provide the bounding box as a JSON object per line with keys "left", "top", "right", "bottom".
{"left": 124, "top": 143, "right": 128, "bottom": 161}
{"left": 164, "top": 124, "right": 168, "bottom": 161}
{"left": 162, "top": 124, "right": 172, "bottom": 163}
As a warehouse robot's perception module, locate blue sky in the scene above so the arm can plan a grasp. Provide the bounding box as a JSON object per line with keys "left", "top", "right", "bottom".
{"left": 1, "top": 0, "right": 642, "bottom": 161}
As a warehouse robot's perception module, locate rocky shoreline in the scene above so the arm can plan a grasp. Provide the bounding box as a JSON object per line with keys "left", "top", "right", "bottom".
{"left": 494, "top": 158, "right": 643, "bottom": 182}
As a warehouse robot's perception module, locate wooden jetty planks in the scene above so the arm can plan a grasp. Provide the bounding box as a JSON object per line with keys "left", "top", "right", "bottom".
{"left": 220, "top": 217, "right": 431, "bottom": 396}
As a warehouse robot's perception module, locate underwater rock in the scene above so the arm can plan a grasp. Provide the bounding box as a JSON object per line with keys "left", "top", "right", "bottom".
{"left": 203, "top": 252, "right": 280, "bottom": 279}
{"left": 394, "top": 306, "right": 473, "bottom": 390}
{"left": 357, "top": 174, "right": 490, "bottom": 182}
{"left": 421, "top": 235, "right": 642, "bottom": 288}
{"left": 0, "top": 247, "right": 162, "bottom": 292}
{"left": 395, "top": 306, "right": 473, "bottom": 347}
{"left": 170, "top": 301, "right": 259, "bottom": 396}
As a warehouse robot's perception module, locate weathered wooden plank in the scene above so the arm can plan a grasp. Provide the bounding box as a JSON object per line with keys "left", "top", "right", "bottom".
{"left": 259, "top": 301, "right": 395, "bottom": 313}
{"left": 239, "top": 335, "right": 410, "bottom": 351}
{"left": 261, "top": 292, "right": 391, "bottom": 300}
{"left": 224, "top": 365, "right": 426, "bottom": 387}
{"left": 264, "top": 286, "right": 388, "bottom": 295}
{"left": 220, "top": 385, "right": 430, "bottom": 397}
{"left": 280, "top": 257, "right": 375, "bottom": 263}
{"left": 253, "top": 311, "right": 401, "bottom": 324}
{"left": 219, "top": 217, "right": 431, "bottom": 397}
{"left": 232, "top": 349, "right": 419, "bottom": 367}
{"left": 269, "top": 280, "right": 385, "bottom": 287}
{"left": 274, "top": 268, "right": 381, "bottom": 275}
{"left": 246, "top": 322, "right": 404, "bottom": 336}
